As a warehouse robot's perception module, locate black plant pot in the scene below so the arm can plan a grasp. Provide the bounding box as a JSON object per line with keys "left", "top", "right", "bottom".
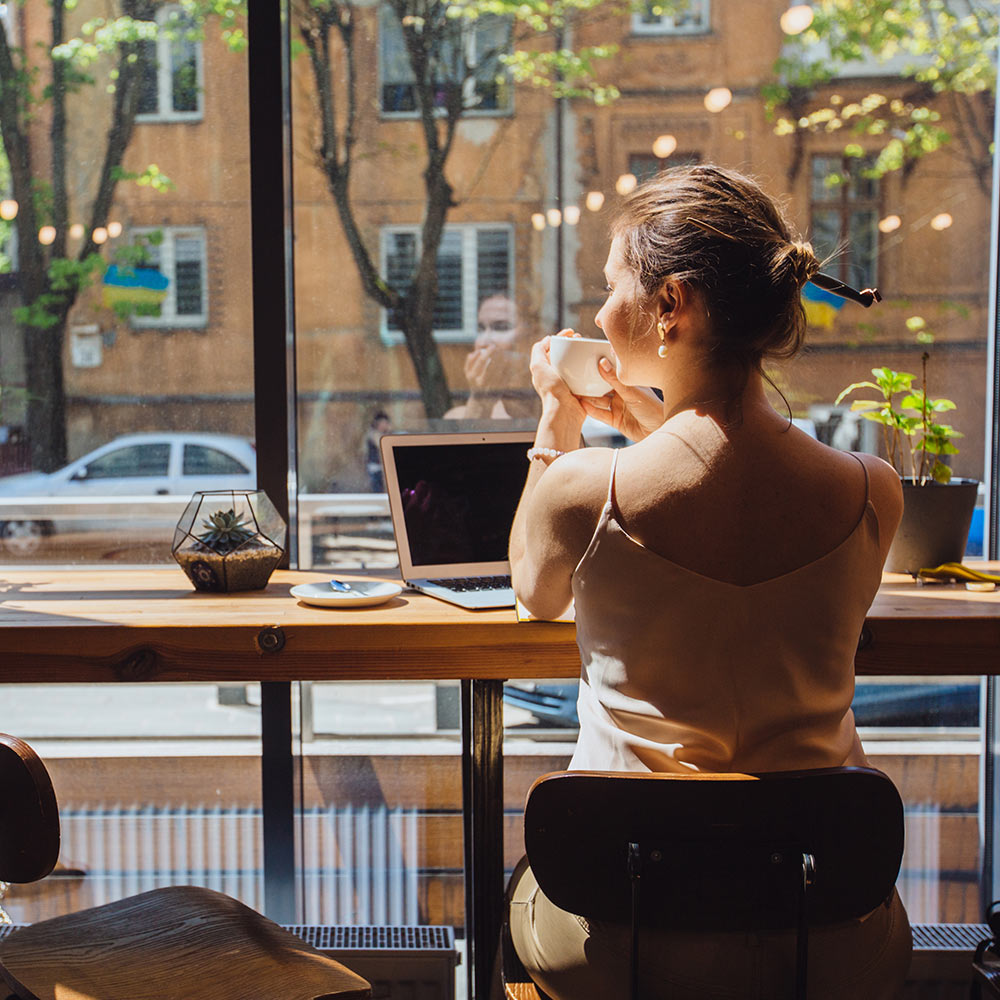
{"left": 885, "top": 478, "right": 979, "bottom": 574}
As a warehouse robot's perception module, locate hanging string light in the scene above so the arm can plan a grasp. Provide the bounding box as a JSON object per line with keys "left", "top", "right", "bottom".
{"left": 585, "top": 191, "right": 605, "bottom": 212}
{"left": 564, "top": 205, "right": 581, "bottom": 225}
{"left": 38, "top": 226, "right": 56, "bottom": 245}
{"left": 615, "top": 173, "right": 638, "bottom": 196}
{"left": 652, "top": 134, "right": 677, "bottom": 159}
{"left": 531, "top": 213, "right": 546, "bottom": 231}
{"left": 704, "top": 87, "right": 732, "bottom": 113}
{"left": 780, "top": 4, "right": 814, "bottom": 35}
{"left": 0, "top": 199, "right": 17, "bottom": 221}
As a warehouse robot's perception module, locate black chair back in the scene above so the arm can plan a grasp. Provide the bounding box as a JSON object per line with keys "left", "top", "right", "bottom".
{"left": 0, "top": 733, "right": 60, "bottom": 885}
{"left": 524, "top": 767, "right": 903, "bottom": 933}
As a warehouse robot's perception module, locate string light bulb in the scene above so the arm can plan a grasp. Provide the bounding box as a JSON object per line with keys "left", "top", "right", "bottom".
{"left": 564, "top": 205, "right": 581, "bottom": 225}
{"left": 780, "top": 4, "right": 814, "bottom": 35}
{"left": 107, "top": 221, "right": 123, "bottom": 238}
{"left": 704, "top": 87, "right": 732, "bottom": 113}
{"left": 652, "top": 134, "right": 677, "bottom": 159}
{"left": 615, "top": 173, "right": 638, "bottom": 196}
{"left": 38, "top": 226, "right": 56, "bottom": 245}
{"left": 92, "top": 227, "right": 108, "bottom": 244}
{"left": 0, "top": 199, "right": 17, "bottom": 221}
{"left": 69, "top": 223, "right": 85, "bottom": 240}
{"left": 531, "top": 213, "right": 546, "bottom": 231}
{"left": 546, "top": 208, "right": 562, "bottom": 228}
{"left": 585, "top": 191, "right": 605, "bottom": 212}
{"left": 930, "top": 213, "right": 953, "bottom": 231}
{"left": 878, "top": 215, "right": 901, "bottom": 234}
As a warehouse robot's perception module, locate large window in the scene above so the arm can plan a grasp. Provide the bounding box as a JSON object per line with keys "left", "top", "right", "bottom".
{"left": 137, "top": 5, "right": 203, "bottom": 121}
{"left": 631, "top": 0, "right": 710, "bottom": 35}
{"left": 129, "top": 227, "right": 208, "bottom": 329}
{"left": 381, "top": 225, "right": 512, "bottom": 342}
{"left": 809, "top": 154, "right": 880, "bottom": 289}
{"left": 380, "top": 7, "right": 511, "bottom": 115}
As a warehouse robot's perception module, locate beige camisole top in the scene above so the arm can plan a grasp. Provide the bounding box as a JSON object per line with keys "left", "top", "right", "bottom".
{"left": 568, "top": 449, "right": 883, "bottom": 774}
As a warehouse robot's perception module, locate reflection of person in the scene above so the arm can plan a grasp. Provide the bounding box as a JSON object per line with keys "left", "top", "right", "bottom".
{"left": 505, "top": 165, "right": 910, "bottom": 999}
{"left": 444, "top": 293, "right": 539, "bottom": 419}
{"left": 364, "top": 410, "right": 391, "bottom": 492}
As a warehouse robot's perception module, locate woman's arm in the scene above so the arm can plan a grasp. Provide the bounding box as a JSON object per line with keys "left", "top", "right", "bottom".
{"left": 509, "top": 338, "right": 607, "bottom": 619}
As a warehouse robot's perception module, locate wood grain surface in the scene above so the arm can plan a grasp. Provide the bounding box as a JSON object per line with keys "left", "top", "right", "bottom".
{"left": 0, "top": 885, "right": 371, "bottom": 1000}
{"left": 1, "top": 566, "right": 998, "bottom": 681}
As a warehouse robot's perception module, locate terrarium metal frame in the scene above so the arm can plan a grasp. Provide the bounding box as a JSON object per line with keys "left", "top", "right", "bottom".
{"left": 172, "top": 490, "right": 286, "bottom": 592}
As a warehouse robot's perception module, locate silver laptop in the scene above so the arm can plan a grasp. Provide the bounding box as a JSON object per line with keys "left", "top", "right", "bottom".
{"left": 380, "top": 430, "right": 535, "bottom": 609}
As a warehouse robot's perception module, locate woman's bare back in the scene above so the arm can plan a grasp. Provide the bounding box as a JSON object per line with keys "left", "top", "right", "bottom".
{"left": 609, "top": 409, "right": 900, "bottom": 587}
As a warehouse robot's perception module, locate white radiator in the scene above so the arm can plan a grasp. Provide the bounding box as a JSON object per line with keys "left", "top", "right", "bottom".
{"left": 59, "top": 803, "right": 419, "bottom": 924}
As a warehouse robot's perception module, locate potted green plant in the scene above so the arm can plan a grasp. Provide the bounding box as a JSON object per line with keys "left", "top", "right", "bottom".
{"left": 836, "top": 353, "right": 978, "bottom": 573}
{"left": 172, "top": 490, "right": 286, "bottom": 592}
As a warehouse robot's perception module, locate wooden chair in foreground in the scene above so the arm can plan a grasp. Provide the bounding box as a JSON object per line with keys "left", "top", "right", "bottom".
{"left": 501, "top": 767, "right": 905, "bottom": 1000}
{"left": 0, "top": 733, "right": 371, "bottom": 1000}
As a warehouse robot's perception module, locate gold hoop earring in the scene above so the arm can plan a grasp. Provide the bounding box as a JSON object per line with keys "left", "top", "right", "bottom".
{"left": 657, "top": 319, "right": 668, "bottom": 358}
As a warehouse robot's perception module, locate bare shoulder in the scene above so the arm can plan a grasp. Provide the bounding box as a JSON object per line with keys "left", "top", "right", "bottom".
{"left": 531, "top": 447, "right": 615, "bottom": 531}
{"left": 852, "top": 451, "right": 903, "bottom": 539}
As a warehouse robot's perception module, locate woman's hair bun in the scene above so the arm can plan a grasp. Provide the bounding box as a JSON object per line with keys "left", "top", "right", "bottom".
{"left": 776, "top": 240, "right": 820, "bottom": 289}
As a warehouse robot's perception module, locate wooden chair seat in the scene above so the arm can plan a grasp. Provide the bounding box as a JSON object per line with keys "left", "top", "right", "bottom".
{"left": 0, "top": 734, "right": 370, "bottom": 1000}
{"left": 0, "top": 885, "right": 370, "bottom": 1000}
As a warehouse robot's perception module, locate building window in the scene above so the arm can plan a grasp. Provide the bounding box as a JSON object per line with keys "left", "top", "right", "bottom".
{"left": 129, "top": 227, "right": 208, "bottom": 329}
{"left": 379, "top": 6, "right": 511, "bottom": 115}
{"left": 136, "top": 5, "right": 202, "bottom": 122}
{"left": 810, "top": 155, "right": 880, "bottom": 289}
{"left": 631, "top": 0, "right": 710, "bottom": 35}
{"left": 381, "top": 225, "right": 512, "bottom": 342}
{"left": 628, "top": 151, "right": 701, "bottom": 185}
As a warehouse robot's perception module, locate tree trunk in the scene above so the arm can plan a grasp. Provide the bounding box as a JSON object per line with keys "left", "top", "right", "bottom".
{"left": 24, "top": 323, "right": 69, "bottom": 472}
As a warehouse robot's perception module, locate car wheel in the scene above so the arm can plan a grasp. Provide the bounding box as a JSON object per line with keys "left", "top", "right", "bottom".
{"left": 0, "top": 519, "right": 48, "bottom": 556}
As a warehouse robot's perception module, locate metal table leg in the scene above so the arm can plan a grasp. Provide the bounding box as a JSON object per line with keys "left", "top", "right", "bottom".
{"left": 462, "top": 679, "right": 505, "bottom": 1000}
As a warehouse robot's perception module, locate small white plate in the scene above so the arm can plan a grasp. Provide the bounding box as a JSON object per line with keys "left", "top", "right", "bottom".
{"left": 290, "top": 580, "right": 403, "bottom": 608}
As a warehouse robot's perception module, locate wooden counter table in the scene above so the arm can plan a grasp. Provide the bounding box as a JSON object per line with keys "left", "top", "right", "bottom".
{"left": 3, "top": 565, "right": 1000, "bottom": 998}
{"left": 3, "top": 565, "right": 1000, "bottom": 680}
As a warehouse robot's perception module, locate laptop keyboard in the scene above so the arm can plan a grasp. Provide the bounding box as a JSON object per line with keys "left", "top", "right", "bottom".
{"left": 435, "top": 575, "right": 512, "bottom": 593}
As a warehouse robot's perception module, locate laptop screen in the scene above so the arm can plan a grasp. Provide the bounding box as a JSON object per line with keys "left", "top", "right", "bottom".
{"left": 381, "top": 431, "right": 534, "bottom": 576}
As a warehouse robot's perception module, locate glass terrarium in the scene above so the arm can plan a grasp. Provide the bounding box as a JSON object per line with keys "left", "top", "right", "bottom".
{"left": 172, "top": 490, "right": 286, "bottom": 592}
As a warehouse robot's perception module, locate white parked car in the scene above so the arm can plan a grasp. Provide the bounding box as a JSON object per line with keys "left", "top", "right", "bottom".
{"left": 0, "top": 432, "right": 257, "bottom": 555}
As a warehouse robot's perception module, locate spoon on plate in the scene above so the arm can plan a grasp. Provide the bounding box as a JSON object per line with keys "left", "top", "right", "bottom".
{"left": 328, "top": 579, "right": 356, "bottom": 593}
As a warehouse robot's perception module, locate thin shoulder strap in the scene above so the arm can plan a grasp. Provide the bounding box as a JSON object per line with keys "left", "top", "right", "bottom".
{"left": 606, "top": 448, "right": 620, "bottom": 507}
{"left": 852, "top": 452, "right": 871, "bottom": 504}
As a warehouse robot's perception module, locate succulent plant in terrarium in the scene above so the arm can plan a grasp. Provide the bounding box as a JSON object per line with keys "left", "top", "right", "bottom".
{"left": 197, "top": 508, "right": 257, "bottom": 554}
{"left": 173, "top": 491, "right": 286, "bottom": 592}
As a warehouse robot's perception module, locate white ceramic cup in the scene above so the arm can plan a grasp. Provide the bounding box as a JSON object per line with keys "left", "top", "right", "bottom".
{"left": 548, "top": 336, "right": 616, "bottom": 397}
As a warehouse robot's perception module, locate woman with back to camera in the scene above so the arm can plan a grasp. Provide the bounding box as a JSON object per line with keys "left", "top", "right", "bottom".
{"left": 506, "top": 165, "right": 910, "bottom": 999}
